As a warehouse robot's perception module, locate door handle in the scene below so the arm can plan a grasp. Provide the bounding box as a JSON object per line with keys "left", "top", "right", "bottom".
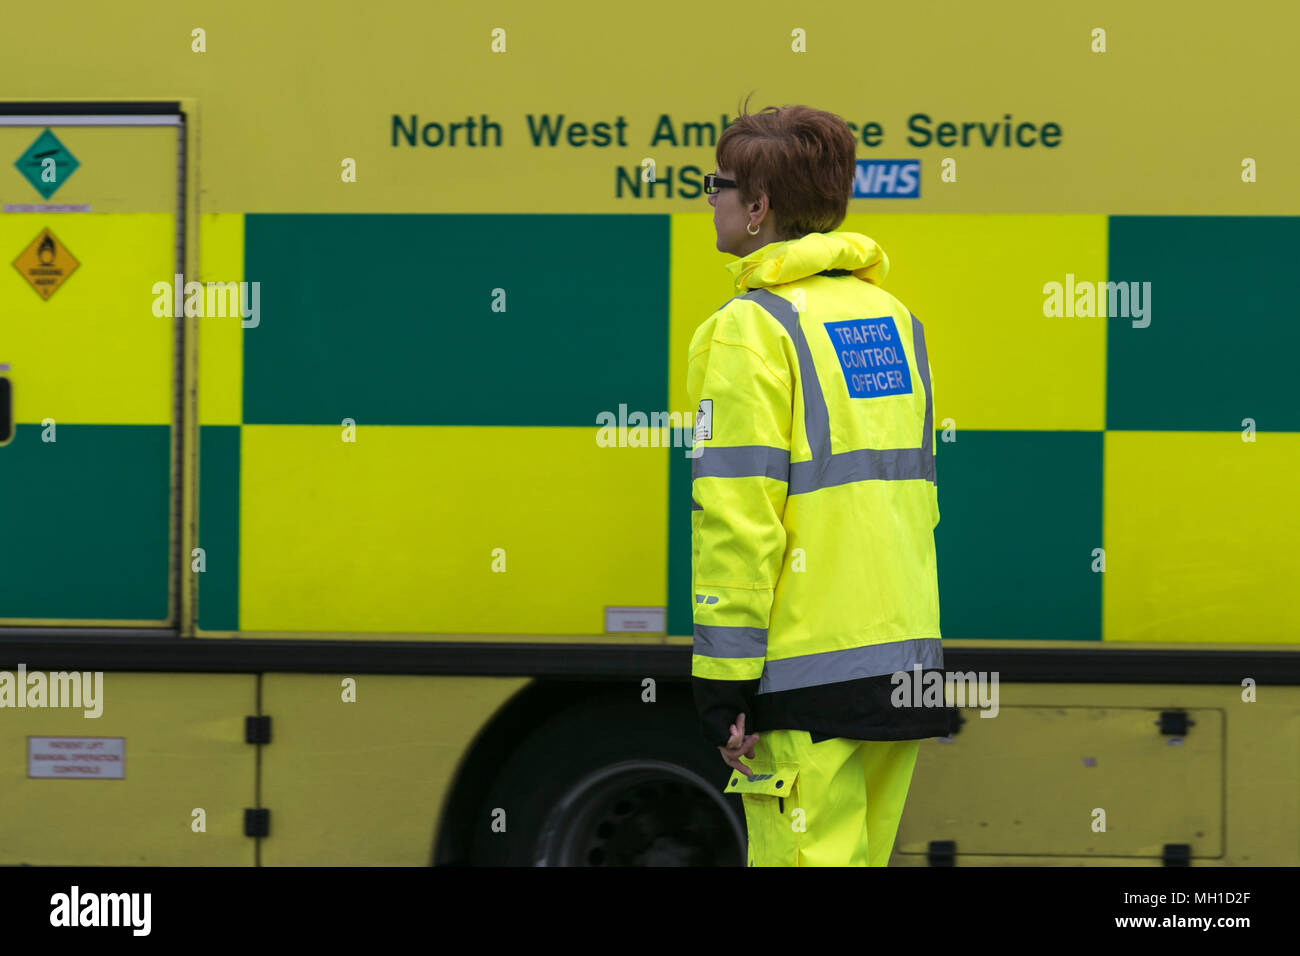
{"left": 0, "top": 373, "right": 11, "bottom": 446}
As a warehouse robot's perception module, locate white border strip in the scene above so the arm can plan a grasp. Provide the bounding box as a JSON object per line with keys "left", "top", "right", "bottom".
{"left": 0, "top": 116, "right": 181, "bottom": 126}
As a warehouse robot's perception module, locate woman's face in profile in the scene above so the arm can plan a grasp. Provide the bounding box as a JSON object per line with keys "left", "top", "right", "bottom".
{"left": 709, "top": 167, "right": 750, "bottom": 256}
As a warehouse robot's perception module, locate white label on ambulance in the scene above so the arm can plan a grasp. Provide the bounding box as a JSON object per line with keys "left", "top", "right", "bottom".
{"left": 604, "top": 606, "right": 666, "bottom": 634}
{"left": 28, "top": 737, "right": 125, "bottom": 779}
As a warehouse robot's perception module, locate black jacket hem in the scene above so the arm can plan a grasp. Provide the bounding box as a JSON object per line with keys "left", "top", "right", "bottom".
{"left": 694, "top": 670, "right": 957, "bottom": 747}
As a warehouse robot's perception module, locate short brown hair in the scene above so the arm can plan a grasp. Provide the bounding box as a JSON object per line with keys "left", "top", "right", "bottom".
{"left": 716, "top": 92, "right": 857, "bottom": 239}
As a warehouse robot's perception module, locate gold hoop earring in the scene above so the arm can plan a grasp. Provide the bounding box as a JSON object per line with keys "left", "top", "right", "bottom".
{"left": 746, "top": 222, "right": 760, "bottom": 236}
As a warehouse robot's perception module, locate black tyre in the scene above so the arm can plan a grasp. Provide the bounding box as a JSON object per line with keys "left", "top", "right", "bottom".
{"left": 470, "top": 691, "right": 746, "bottom": 866}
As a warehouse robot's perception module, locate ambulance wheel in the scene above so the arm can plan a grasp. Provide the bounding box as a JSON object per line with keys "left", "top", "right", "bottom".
{"left": 471, "top": 693, "right": 747, "bottom": 866}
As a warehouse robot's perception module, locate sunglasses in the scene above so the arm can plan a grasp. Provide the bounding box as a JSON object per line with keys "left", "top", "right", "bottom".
{"left": 703, "top": 173, "right": 737, "bottom": 194}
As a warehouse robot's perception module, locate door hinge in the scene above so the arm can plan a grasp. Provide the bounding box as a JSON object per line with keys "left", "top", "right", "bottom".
{"left": 1162, "top": 843, "right": 1190, "bottom": 866}
{"left": 927, "top": 840, "right": 956, "bottom": 866}
{"left": 245, "top": 715, "right": 271, "bottom": 744}
{"left": 244, "top": 808, "right": 270, "bottom": 838}
{"left": 1158, "top": 711, "right": 1192, "bottom": 736}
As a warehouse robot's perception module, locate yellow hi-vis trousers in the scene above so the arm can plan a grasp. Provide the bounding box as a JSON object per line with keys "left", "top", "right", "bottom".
{"left": 725, "top": 730, "right": 921, "bottom": 867}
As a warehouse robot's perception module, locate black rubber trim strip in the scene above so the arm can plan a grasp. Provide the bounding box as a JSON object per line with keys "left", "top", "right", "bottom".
{"left": 0, "top": 101, "right": 181, "bottom": 115}
{"left": 0, "top": 632, "right": 1297, "bottom": 682}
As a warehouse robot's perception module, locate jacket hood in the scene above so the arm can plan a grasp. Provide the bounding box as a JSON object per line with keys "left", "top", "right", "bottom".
{"left": 724, "top": 231, "right": 890, "bottom": 294}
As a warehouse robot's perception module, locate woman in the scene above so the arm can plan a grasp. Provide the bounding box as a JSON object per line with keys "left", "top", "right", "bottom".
{"left": 689, "top": 95, "right": 951, "bottom": 866}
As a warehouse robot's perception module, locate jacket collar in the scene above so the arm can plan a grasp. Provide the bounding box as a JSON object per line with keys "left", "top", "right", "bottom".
{"left": 724, "top": 231, "right": 890, "bottom": 294}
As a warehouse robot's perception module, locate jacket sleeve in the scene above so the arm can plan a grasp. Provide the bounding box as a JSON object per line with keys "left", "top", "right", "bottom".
{"left": 926, "top": 349, "right": 940, "bottom": 531}
{"left": 687, "top": 304, "right": 794, "bottom": 747}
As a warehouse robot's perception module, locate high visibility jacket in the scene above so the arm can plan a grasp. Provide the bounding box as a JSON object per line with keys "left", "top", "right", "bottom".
{"left": 688, "top": 231, "right": 952, "bottom": 747}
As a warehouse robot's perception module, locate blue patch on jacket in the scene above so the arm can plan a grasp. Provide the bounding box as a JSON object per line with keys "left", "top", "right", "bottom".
{"left": 824, "top": 316, "right": 914, "bottom": 398}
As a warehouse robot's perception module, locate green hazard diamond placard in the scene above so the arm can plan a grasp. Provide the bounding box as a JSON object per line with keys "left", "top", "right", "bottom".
{"left": 14, "top": 129, "right": 81, "bottom": 199}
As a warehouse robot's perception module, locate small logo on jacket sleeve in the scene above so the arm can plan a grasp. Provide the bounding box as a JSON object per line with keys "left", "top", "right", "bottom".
{"left": 694, "top": 399, "right": 713, "bottom": 441}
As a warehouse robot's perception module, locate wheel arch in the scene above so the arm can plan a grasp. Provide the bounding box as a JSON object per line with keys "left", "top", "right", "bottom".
{"left": 432, "top": 677, "right": 699, "bottom": 865}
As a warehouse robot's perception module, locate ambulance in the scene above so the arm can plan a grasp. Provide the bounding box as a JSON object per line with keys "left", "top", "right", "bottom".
{"left": 2, "top": 3, "right": 1298, "bottom": 867}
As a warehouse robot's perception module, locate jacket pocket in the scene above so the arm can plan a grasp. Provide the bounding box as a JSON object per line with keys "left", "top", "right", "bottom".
{"left": 726, "top": 762, "right": 799, "bottom": 797}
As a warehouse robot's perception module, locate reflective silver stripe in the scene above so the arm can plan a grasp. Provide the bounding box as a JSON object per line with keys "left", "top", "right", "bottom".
{"left": 694, "top": 624, "right": 768, "bottom": 659}
{"left": 740, "top": 289, "right": 832, "bottom": 467}
{"left": 691, "top": 444, "right": 789, "bottom": 482}
{"left": 911, "top": 313, "right": 936, "bottom": 483}
{"left": 789, "top": 447, "right": 931, "bottom": 493}
{"left": 693, "top": 294, "right": 934, "bottom": 506}
{"left": 691, "top": 498, "right": 702, "bottom": 511}
{"left": 730, "top": 290, "right": 937, "bottom": 495}
{"left": 757, "top": 638, "right": 943, "bottom": 694}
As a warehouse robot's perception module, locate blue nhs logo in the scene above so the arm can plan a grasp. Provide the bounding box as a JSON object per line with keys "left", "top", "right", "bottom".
{"left": 853, "top": 160, "right": 920, "bottom": 198}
